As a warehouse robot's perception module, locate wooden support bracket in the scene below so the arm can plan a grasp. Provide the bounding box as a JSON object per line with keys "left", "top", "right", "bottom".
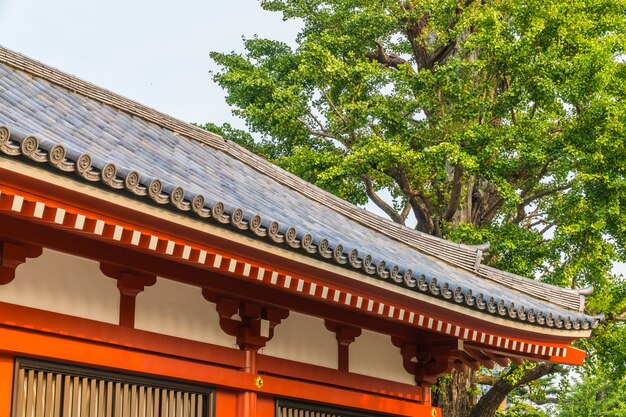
{"left": 203, "top": 289, "right": 289, "bottom": 352}
{"left": 481, "top": 350, "right": 510, "bottom": 368}
{"left": 325, "top": 320, "right": 362, "bottom": 372}
{"left": 392, "top": 337, "right": 459, "bottom": 387}
{"left": 0, "top": 241, "right": 42, "bottom": 285}
{"left": 100, "top": 263, "right": 157, "bottom": 327}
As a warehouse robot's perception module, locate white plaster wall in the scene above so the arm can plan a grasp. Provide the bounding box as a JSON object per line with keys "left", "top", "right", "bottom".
{"left": 0, "top": 248, "right": 120, "bottom": 324}
{"left": 261, "top": 311, "right": 337, "bottom": 368}
{"left": 134, "top": 277, "right": 234, "bottom": 347}
{"left": 350, "top": 329, "right": 415, "bottom": 384}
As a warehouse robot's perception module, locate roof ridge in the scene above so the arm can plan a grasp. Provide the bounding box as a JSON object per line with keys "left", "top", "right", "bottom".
{"left": 477, "top": 265, "right": 584, "bottom": 312}
{"left": 0, "top": 46, "right": 585, "bottom": 309}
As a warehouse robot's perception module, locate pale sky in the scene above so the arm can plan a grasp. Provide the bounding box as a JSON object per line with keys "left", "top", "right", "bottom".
{"left": 0, "top": 0, "right": 300, "bottom": 127}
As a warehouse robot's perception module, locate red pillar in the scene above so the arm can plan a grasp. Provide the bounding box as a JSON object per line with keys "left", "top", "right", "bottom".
{"left": 0, "top": 353, "right": 14, "bottom": 416}
{"left": 99, "top": 263, "right": 156, "bottom": 328}
{"left": 237, "top": 349, "right": 258, "bottom": 417}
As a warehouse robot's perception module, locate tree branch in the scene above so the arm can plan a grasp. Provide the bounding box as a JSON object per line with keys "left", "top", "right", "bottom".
{"left": 531, "top": 397, "right": 559, "bottom": 405}
{"left": 366, "top": 40, "right": 410, "bottom": 69}
{"left": 442, "top": 165, "right": 464, "bottom": 221}
{"left": 402, "top": 0, "right": 478, "bottom": 71}
{"left": 297, "top": 117, "right": 337, "bottom": 142}
{"left": 538, "top": 222, "right": 557, "bottom": 236}
{"left": 410, "top": 195, "right": 436, "bottom": 234}
{"left": 510, "top": 203, "right": 528, "bottom": 225}
{"left": 388, "top": 164, "right": 436, "bottom": 234}
{"left": 400, "top": 200, "right": 412, "bottom": 221}
{"left": 476, "top": 374, "right": 498, "bottom": 385}
{"left": 309, "top": 111, "right": 327, "bottom": 132}
{"left": 477, "top": 194, "right": 504, "bottom": 226}
{"left": 528, "top": 217, "right": 551, "bottom": 228}
{"left": 470, "top": 362, "right": 558, "bottom": 417}
{"left": 321, "top": 89, "right": 350, "bottom": 126}
{"left": 519, "top": 160, "right": 552, "bottom": 199}
{"left": 523, "top": 184, "right": 571, "bottom": 205}
{"left": 361, "top": 174, "right": 405, "bottom": 224}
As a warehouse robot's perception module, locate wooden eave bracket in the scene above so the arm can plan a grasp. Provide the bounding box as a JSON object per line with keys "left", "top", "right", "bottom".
{"left": 392, "top": 337, "right": 462, "bottom": 387}
{"left": 324, "top": 321, "right": 362, "bottom": 345}
{"left": 0, "top": 241, "right": 42, "bottom": 285}
{"left": 203, "top": 289, "right": 289, "bottom": 351}
{"left": 100, "top": 263, "right": 157, "bottom": 327}
{"left": 100, "top": 263, "right": 157, "bottom": 294}
{"left": 325, "top": 320, "right": 362, "bottom": 372}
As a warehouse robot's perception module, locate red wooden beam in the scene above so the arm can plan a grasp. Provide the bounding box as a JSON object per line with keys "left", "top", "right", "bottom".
{"left": 0, "top": 170, "right": 585, "bottom": 347}
{"left": 0, "top": 324, "right": 436, "bottom": 416}
{"left": 0, "top": 300, "right": 424, "bottom": 402}
{"left": 0, "top": 181, "right": 586, "bottom": 366}
{"left": 325, "top": 320, "right": 362, "bottom": 372}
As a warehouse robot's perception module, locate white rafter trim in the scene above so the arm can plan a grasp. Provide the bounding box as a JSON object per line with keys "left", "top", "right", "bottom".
{"left": 0, "top": 186, "right": 584, "bottom": 365}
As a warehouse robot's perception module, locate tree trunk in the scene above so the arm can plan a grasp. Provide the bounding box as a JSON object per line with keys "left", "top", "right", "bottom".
{"left": 469, "top": 363, "right": 557, "bottom": 417}
{"left": 432, "top": 363, "right": 557, "bottom": 417}
{"left": 432, "top": 369, "right": 478, "bottom": 417}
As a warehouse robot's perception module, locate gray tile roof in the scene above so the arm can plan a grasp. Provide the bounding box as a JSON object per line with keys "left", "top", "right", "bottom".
{"left": 0, "top": 47, "right": 602, "bottom": 331}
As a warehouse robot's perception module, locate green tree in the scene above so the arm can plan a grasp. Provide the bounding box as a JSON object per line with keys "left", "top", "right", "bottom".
{"left": 558, "top": 369, "right": 626, "bottom": 417}
{"left": 556, "top": 319, "right": 626, "bottom": 417}
{"left": 205, "top": 1, "right": 626, "bottom": 416}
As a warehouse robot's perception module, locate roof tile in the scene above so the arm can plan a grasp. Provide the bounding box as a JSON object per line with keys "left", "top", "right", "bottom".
{"left": 0, "top": 47, "right": 601, "bottom": 330}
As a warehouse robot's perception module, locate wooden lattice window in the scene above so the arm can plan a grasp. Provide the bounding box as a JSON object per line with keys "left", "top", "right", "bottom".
{"left": 12, "top": 359, "right": 215, "bottom": 417}
{"left": 276, "top": 399, "right": 393, "bottom": 417}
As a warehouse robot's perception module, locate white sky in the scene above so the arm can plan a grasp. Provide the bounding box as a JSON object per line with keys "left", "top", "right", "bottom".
{"left": 0, "top": 0, "right": 300, "bottom": 127}
{"left": 0, "top": 0, "right": 623, "bottom": 277}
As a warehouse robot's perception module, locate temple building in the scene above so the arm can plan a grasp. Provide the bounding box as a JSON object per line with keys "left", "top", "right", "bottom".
{"left": 0, "top": 47, "right": 601, "bottom": 417}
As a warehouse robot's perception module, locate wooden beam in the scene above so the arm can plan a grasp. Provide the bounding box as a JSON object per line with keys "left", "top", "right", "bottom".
{"left": 452, "top": 350, "right": 481, "bottom": 371}
{"left": 480, "top": 350, "right": 510, "bottom": 367}
{"left": 463, "top": 348, "right": 495, "bottom": 369}
{"left": 0, "top": 301, "right": 425, "bottom": 400}
{"left": 0, "top": 324, "right": 433, "bottom": 416}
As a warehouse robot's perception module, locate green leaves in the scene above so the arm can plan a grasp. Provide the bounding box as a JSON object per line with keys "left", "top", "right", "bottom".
{"left": 207, "top": 0, "right": 626, "bottom": 281}
{"left": 204, "top": 2, "right": 626, "bottom": 412}
{"left": 558, "top": 368, "right": 626, "bottom": 417}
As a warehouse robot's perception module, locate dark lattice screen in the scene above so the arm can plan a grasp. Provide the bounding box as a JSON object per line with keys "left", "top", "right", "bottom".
{"left": 276, "top": 399, "right": 393, "bottom": 417}
{"left": 12, "top": 359, "right": 214, "bottom": 417}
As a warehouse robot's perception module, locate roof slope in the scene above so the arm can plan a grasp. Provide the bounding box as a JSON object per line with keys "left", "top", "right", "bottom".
{"left": 0, "top": 47, "right": 601, "bottom": 331}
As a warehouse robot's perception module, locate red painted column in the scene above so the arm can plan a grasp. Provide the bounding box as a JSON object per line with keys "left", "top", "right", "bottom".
{"left": 100, "top": 263, "right": 156, "bottom": 327}
{"left": 422, "top": 386, "right": 431, "bottom": 406}
{"left": 325, "top": 321, "right": 361, "bottom": 372}
{"left": 0, "top": 353, "right": 14, "bottom": 416}
{"left": 205, "top": 296, "right": 289, "bottom": 417}
{"left": 237, "top": 349, "right": 258, "bottom": 417}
